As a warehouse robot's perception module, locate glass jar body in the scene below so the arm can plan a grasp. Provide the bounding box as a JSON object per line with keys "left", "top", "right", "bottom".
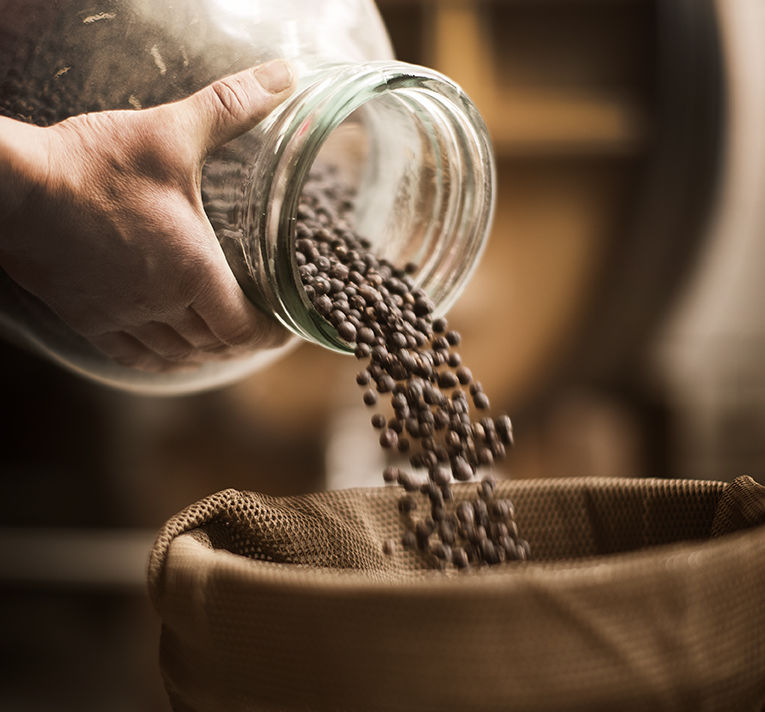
{"left": 0, "top": 0, "right": 495, "bottom": 394}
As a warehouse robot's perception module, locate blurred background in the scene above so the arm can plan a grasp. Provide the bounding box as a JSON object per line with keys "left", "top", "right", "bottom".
{"left": 1, "top": 0, "right": 764, "bottom": 708}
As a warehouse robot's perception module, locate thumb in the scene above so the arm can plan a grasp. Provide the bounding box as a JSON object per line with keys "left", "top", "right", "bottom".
{"left": 183, "top": 59, "right": 295, "bottom": 155}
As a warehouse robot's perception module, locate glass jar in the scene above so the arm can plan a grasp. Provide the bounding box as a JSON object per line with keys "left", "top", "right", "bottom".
{"left": 0, "top": 0, "right": 495, "bottom": 395}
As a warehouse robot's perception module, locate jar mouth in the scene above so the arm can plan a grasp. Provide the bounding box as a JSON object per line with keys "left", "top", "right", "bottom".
{"left": 246, "top": 61, "right": 495, "bottom": 353}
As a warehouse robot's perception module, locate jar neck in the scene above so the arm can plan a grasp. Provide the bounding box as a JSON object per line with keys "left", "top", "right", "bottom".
{"left": 240, "top": 60, "right": 496, "bottom": 353}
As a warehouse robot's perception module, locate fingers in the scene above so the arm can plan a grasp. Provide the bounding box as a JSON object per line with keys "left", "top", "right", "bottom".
{"left": 89, "top": 299, "right": 287, "bottom": 374}
{"left": 190, "top": 259, "right": 290, "bottom": 352}
{"left": 89, "top": 318, "right": 225, "bottom": 373}
{"left": 171, "top": 306, "right": 226, "bottom": 351}
{"left": 181, "top": 59, "right": 295, "bottom": 155}
{"left": 129, "top": 321, "right": 196, "bottom": 362}
{"left": 132, "top": 308, "right": 225, "bottom": 356}
{"left": 90, "top": 331, "right": 193, "bottom": 373}
{"left": 74, "top": 201, "right": 289, "bottom": 373}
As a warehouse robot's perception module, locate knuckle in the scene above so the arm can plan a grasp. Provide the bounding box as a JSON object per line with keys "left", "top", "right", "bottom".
{"left": 174, "top": 254, "right": 218, "bottom": 304}
{"left": 209, "top": 78, "right": 249, "bottom": 123}
{"left": 251, "top": 320, "right": 289, "bottom": 350}
{"left": 201, "top": 342, "right": 228, "bottom": 353}
{"left": 129, "top": 354, "right": 167, "bottom": 373}
{"left": 66, "top": 314, "right": 105, "bottom": 339}
{"left": 265, "top": 325, "right": 291, "bottom": 349}
{"left": 221, "top": 321, "right": 254, "bottom": 347}
{"left": 161, "top": 348, "right": 194, "bottom": 362}
{"left": 109, "top": 351, "right": 144, "bottom": 369}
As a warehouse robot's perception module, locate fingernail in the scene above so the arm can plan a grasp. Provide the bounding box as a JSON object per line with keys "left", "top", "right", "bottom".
{"left": 254, "top": 59, "right": 293, "bottom": 94}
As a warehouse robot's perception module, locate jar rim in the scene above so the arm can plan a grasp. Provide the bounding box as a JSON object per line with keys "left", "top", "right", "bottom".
{"left": 244, "top": 60, "right": 496, "bottom": 353}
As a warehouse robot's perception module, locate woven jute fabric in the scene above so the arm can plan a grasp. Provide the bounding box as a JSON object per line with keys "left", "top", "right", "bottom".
{"left": 148, "top": 476, "right": 765, "bottom": 712}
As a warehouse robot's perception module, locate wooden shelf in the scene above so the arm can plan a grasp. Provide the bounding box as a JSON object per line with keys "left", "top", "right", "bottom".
{"left": 487, "top": 90, "right": 646, "bottom": 157}
{"left": 378, "top": 0, "right": 652, "bottom": 158}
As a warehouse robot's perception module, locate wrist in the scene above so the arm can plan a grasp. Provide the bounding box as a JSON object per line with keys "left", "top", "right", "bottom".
{"left": 0, "top": 117, "right": 51, "bottom": 232}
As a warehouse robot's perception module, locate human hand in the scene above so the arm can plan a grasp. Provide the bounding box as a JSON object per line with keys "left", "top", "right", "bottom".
{"left": 0, "top": 59, "right": 295, "bottom": 372}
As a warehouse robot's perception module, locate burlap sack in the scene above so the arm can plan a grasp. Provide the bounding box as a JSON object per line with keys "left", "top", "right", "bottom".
{"left": 148, "top": 476, "right": 765, "bottom": 712}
